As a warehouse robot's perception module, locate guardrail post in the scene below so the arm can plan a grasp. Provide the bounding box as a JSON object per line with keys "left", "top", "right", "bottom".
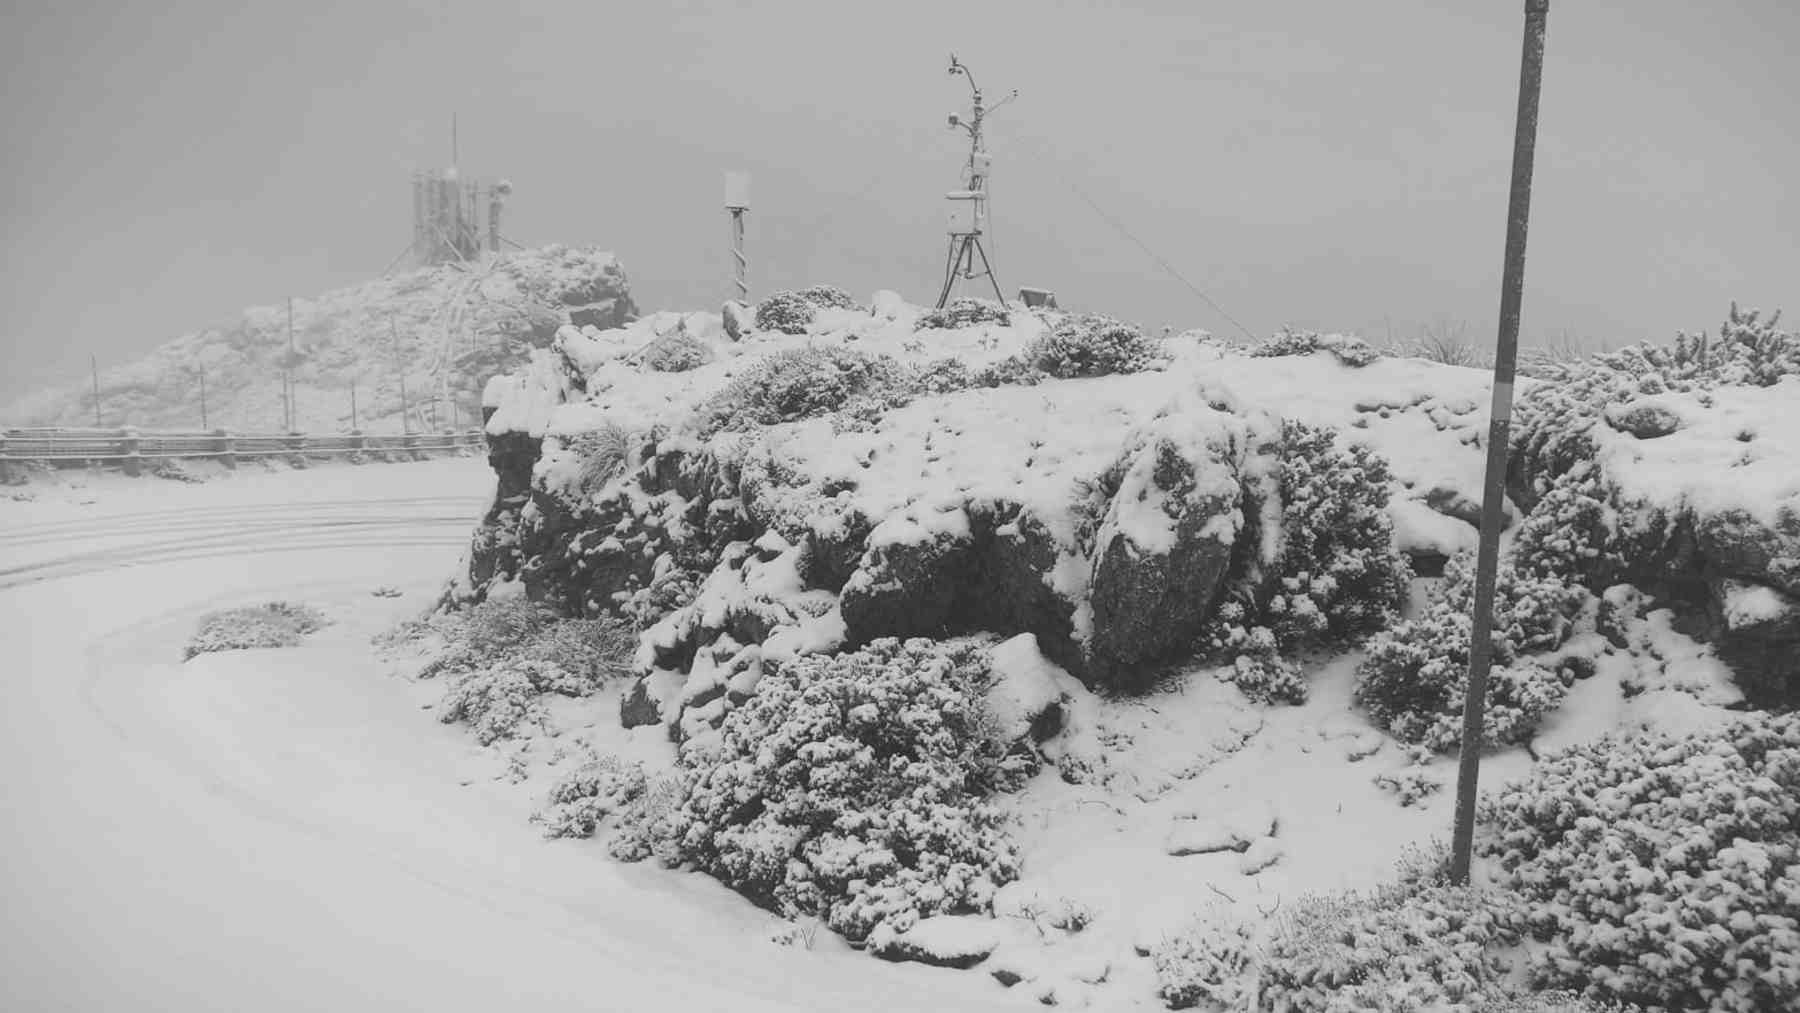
{"left": 351, "top": 428, "right": 367, "bottom": 457}
{"left": 121, "top": 426, "right": 142, "bottom": 476}
{"left": 287, "top": 431, "right": 306, "bottom": 466}
{"left": 403, "top": 432, "right": 421, "bottom": 461}
{"left": 215, "top": 429, "right": 236, "bottom": 469}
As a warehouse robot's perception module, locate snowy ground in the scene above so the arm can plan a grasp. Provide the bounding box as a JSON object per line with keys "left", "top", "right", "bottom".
{"left": 0, "top": 459, "right": 1024, "bottom": 1012}
{"left": 2, "top": 453, "right": 1745, "bottom": 1010}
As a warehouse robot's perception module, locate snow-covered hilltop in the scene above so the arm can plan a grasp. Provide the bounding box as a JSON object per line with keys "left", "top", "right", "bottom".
{"left": 6, "top": 244, "right": 636, "bottom": 434}
{"left": 404, "top": 289, "right": 1798, "bottom": 1011}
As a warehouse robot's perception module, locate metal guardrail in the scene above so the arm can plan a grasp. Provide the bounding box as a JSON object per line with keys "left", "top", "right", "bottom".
{"left": 0, "top": 426, "right": 487, "bottom": 472}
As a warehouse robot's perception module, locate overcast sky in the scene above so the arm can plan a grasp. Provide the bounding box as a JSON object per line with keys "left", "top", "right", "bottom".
{"left": 3, "top": 0, "right": 1796, "bottom": 403}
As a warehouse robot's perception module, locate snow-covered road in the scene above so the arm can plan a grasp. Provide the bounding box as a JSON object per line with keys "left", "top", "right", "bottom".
{"left": 0, "top": 460, "right": 1016, "bottom": 1012}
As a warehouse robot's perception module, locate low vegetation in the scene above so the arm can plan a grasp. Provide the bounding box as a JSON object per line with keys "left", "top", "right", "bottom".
{"left": 413, "top": 595, "right": 635, "bottom": 745}
{"left": 184, "top": 601, "right": 328, "bottom": 660}
{"left": 612, "top": 638, "right": 1024, "bottom": 943}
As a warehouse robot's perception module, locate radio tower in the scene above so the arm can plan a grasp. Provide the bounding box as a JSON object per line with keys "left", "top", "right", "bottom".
{"left": 935, "top": 55, "right": 1016, "bottom": 309}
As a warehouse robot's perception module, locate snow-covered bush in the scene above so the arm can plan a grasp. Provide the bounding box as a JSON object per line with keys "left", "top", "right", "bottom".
{"left": 1152, "top": 914, "right": 1258, "bottom": 1011}
{"left": 1220, "top": 644, "right": 1309, "bottom": 706}
{"left": 533, "top": 754, "right": 649, "bottom": 839}
{"left": 184, "top": 601, "right": 328, "bottom": 660}
{"left": 1153, "top": 849, "right": 1533, "bottom": 1012}
{"left": 752, "top": 292, "right": 817, "bottom": 334}
{"left": 1354, "top": 553, "right": 1583, "bottom": 752}
{"left": 438, "top": 661, "right": 542, "bottom": 745}
{"left": 557, "top": 421, "right": 637, "bottom": 502}
{"left": 1264, "top": 421, "right": 1410, "bottom": 643}
{"left": 1510, "top": 462, "right": 1622, "bottom": 582}
{"left": 1250, "top": 328, "right": 1382, "bottom": 368}
{"left": 418, "top": 597, "right": 634, "bottom": 744}
{"left": 659, "top": 638, "right": 1021, "bottom": 942}
{"left": 970, "top": 355, "right": 1047, "bottom": 388}
{"left": 1028, "top": 314, "right": 1165, "bottom": 378}
{"left": 795, "top": 284, "right": 857, "bottom": 311}
{"left": 1479, "top": 713, "right": 1800, "bottom": 1012}
{"left": 1204, "top": 421, "right": 1410, "bottom": 704}
{"left": 691, "top": 346, "right": 908, "bottom": 436}
{"left": 1512, "top": 303, "right": 1795, "bottom": 495}
{"left": 1257, "top": 881, "right": 1526, "bottom": 1012}
{"left": 915, "top": 297, "right": 1011, "bottom": 330}
{"left": 642, "top": 330, "right": 712, "bottom": 372}
{"left": 1374, "top": 767, "right": 1443, "bottom": 808}
{"left": 607, "top": 773, "right": 686, "bottom": 864}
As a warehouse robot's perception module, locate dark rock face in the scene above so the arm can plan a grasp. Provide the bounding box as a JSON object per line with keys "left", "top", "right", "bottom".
{"left": 1604, "top": 400, "right": 1683, "bottom": 439}
{"left": 568, "top": 299, "right": 632, "bottom": 331}
{"left": 619, "top": 679, "right": 663, "bottom": 728}
{"left": 721, "top": 301, "right": 750, "bottom": 342}
{"left": 836, "top": 504, "right": 1084, "bottom": 678}
{"left": 1087, "top": 435, "right": 1241, "bottom": 685}
{"left": 1423, "top": 483, "right": 1512, "bottom": 531}
{"left": 1710, "top": 579, "right": 1800, "bottom": 707}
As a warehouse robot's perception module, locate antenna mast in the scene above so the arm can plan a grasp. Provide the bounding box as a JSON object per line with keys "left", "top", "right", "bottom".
{"left": 935, "top": 54, "right": 1016, "bottom": 309}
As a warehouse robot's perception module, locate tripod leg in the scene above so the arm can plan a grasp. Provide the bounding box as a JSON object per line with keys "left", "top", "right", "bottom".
{"left": 936, "top": 236, "right": 963, "bottom": 309}
{"left": 972, "top": 239, "right": 1007, "bottom": 308}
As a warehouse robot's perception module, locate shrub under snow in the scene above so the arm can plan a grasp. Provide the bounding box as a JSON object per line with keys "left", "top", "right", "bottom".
{"left": 184, "top": 601, "right": 328, "bottom": 660}
{"left": 1250, "top": 328, "right": 1382, "bottom": 368}
{"left": 1205, "top": 420, "right": 1410, "bottom": 704}
{"left": 1152, "top": 844, "right": 1553, "bottom": 1012}
{"left": 1512, "top": 303, "right": 1796, "bottom": 496}
{"left": 752, "top": 291, "right": 817, "bottom": 334}
{"left": 1479, "top": 713, "right": 1800, "bottom": 1012}
{"left": 655, "top": 638, "right": 1021, "bottom": 943}
{"left": 1028, "top": 314, "right": 1165, "bottom": 379}
{"left": 1354, "top": 552, "right": 1584, "bottom": 752}
{"left": 915, "top": 297, "right": 1011, "bottom": 330}
{"left": 417, "top": 596, "right": 635, "bottom": 744}
{"left": 690, "top": 346, "right": 909, "bottom": 436}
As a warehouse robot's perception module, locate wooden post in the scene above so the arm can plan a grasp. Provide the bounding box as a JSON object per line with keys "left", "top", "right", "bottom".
{"left": 1450, "top": 0, "right": 1550, "bottom": 887}
{"left": 215, "top": 428, "right": 235, "bottom": 470}
{"left": 90, "top": 354, "right": 103, "bottom": 427}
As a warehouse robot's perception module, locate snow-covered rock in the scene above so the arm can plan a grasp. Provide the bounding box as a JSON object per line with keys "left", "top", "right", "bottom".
{"left": 868, "top": 915, "right": 1002, "bottom": 969}
{"left": 986, "top": 633, "right": 1073, "bottom": 742}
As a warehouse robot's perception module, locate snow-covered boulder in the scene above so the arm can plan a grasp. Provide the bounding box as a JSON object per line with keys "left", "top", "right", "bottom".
{"left": 868, "top": 915, "right": 1002, "bottom": 969}
{"left": 985, "top": 633, "right": 1073, "bottom": 742}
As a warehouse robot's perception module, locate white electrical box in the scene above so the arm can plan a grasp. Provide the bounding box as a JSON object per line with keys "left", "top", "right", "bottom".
{"left": 947, "top": 203, "right": 977, "bottom": 234}
{"left": 724, "top": 171, "right": 751, "bottom": 209}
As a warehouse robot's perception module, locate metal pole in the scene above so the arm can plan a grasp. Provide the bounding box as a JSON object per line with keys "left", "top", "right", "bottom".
{"left": 1450, "top": 0, "right": 1550, "bottom": 887}
{"left": 350, "top": 378, "right": 358, "bottom": 431}
{"left": 729, "top": 208, "right": 748, "bottom": 302}
{"left": 198, "top": 364, "right": 208, "bottom": 430}
{"left": 90, "top": 354, "right": 102, "bottom": 427}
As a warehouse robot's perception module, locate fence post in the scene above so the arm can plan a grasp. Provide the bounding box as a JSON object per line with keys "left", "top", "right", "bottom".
{"left": 215, "top": 429, "right": 236, "bottom": 470}
{"left": 351, "top": 428, "right": 367, "bottom": 461}
{"left": 404, "top": 431, "right": 421, "bottom": 461}
{"left": 288, "top": 430, "right": 306, "bottom": 466}
{"left": 121, "top": 426, "right": 142, "bottom": 477}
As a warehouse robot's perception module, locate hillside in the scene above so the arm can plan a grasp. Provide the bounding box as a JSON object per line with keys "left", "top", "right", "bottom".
{"left": 5, "top": 245, "right": 637, "bottom": 434}
{"left": 388, "top": 291, "right": 1798, "bottom": 1010}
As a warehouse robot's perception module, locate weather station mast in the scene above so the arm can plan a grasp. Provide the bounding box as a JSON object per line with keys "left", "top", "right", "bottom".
{"left": 935, "top": 55, "right": 1016, "bottom": 309}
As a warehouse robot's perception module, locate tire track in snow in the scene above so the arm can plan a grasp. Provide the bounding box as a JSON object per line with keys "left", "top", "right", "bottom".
{"left": 0, "top": 498, "right": 489, "bottom": 589}
{"left": 0, "top": 495, "right": 487, "bottom": 544}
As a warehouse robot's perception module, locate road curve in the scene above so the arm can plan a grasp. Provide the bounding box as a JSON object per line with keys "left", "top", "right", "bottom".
{"left": 0, "top": 459, "right": 1017, "bottom": 1013}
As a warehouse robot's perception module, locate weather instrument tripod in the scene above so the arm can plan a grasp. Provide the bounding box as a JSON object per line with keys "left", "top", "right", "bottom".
{"left": 934, "top": 55, "right": 1017, "bottom": 309}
